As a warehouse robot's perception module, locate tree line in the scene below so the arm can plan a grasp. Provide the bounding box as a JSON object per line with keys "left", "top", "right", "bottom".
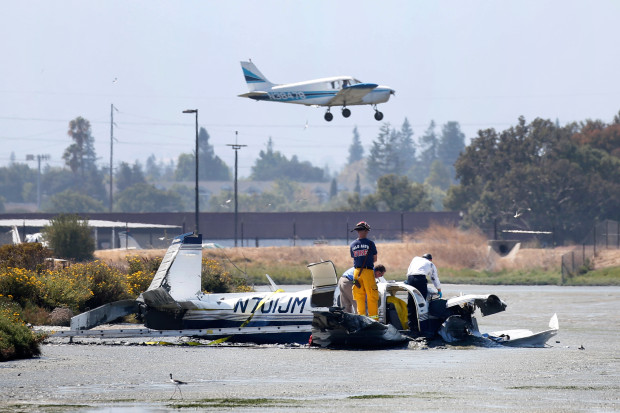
{"left": 2, "top": 111, "right": 619, "bottom": 243}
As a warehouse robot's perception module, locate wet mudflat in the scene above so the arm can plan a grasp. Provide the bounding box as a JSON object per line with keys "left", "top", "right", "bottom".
{"left": 1, "top": 285, "right": 618, "bottom": 412}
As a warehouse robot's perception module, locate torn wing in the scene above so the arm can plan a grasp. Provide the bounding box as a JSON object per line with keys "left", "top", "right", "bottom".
{"left": 327, "top": 83, "right": 378, "bottom": 106}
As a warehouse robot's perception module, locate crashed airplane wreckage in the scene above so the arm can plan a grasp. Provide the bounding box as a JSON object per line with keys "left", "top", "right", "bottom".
{"left": 66, "top": 232, "right": 558, "bottom": 348}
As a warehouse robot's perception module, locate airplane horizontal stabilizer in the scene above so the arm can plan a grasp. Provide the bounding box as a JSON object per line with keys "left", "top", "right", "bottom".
{"left": 238, "top": 91, "right": 269, "bottom": 100}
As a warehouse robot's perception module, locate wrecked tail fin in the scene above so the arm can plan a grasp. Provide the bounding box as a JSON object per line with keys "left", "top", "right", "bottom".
{"left": 241, "top": 61, "right": 274, "bottom": 91}
{"left": 140, "top": 232, "right": 203, "bottom": 308}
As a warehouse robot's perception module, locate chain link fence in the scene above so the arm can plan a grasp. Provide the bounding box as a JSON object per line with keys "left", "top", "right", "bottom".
{"left": 561, "top": 220, "right": 620, "bottom": 282}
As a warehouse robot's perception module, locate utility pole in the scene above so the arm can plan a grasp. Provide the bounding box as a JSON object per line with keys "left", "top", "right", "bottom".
{"left": 110, "top": 104, "right": 118, "bottom": 212}
{"left": 26, "top": 154, "right": 50, "bottom": 210}
{"left": 227, "top": 131, "right": 246, "bottom": 247}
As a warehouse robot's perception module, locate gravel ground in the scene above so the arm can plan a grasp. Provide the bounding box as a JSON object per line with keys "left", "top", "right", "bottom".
{"left": 1, "top": 285, "right": 618, "bottom": 412}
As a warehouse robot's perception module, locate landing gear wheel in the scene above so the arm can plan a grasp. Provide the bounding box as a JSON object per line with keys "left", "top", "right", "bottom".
{"left": 374, "top": 111, "right": 384, "bottom": 121}
{"left": 324, "top": 111, "right": 333, "bottom": 122}
{"left": 342, "top": 108, "right": 351, "bottom": 118}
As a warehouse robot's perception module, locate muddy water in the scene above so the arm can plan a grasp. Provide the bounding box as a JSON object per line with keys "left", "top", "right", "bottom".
{"left": 0, "top": 286, "right": 618, "bottom": 412}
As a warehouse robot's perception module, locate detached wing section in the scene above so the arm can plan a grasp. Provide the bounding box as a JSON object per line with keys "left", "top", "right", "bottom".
{"left": 327, "top": 83, "right": 378, "bottom": 106}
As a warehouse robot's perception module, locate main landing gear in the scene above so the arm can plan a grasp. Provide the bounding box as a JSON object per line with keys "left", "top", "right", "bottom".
{"left": 324, "top": 109, "right": 334, "bottom": 122}
{"left": 323, "top": 106, "right": 384, "bottom": 122}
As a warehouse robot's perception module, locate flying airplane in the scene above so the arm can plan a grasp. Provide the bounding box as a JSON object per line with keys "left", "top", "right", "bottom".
{"left": 238, "top": 61, "right": 395, "bottom": 122}
{"left": 68, "top": 232, "right": 558, "bottom": 348}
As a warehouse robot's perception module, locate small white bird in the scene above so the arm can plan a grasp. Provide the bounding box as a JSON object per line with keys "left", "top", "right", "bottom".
{"left": 112, "top": 77, "right": 118, "bottom": 83}
{"left": 303, "top": 120, "right": 309, "bottom": 130}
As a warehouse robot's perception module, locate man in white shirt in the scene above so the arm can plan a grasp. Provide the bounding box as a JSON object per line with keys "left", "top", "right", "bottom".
{"left": 406, "top": 253, "right": 441, "bottom": 332}
{"left": 406, "top": 253, "right": 442, "bottom": 300}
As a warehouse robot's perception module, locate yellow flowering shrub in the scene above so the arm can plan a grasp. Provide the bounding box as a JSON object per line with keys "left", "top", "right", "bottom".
{"left": 124, "top": 255, "right": 158, "bottom": 296}
{"left": 41, "top": 268, "right": 93, "bottom": 313}
{"left": 126, "top": 270, "right": 154, "bottom": 296}
{"left": 0, "top": 268, "right": 44, "bottom": 307}
{"left": 201, "top": 258, "right": 251, "bottom": 293}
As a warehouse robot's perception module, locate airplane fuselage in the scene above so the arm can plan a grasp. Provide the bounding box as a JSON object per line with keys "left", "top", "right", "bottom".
{"left": 247, "top": 77, "right": 393, "bottom": 107}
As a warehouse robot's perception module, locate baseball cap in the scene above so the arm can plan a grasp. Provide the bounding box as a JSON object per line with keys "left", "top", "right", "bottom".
{"left": 351, "top": 221, "right": 371, "bottom": 232}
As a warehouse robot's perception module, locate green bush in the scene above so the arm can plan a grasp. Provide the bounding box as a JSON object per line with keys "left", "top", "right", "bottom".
{"left": 0, "top": 299, "right": 44, "bottom": 361}
{"left": 42, "top": 213, "right": 95, "bottom": 261}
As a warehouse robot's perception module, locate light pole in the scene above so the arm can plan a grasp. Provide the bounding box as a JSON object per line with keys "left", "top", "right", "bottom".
{"left": 183, "top": 109, "right": 199, "bottom": 235}
{"left": 227, "top": 131, "right": 246, "bottom": 247}
{"left": 26, "top": 154, "right": 50, "bottom": 210}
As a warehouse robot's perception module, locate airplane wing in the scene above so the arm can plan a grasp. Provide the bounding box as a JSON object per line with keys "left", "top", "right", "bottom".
{"left": 327, "top": 83, "right": 378, "bottom": 106}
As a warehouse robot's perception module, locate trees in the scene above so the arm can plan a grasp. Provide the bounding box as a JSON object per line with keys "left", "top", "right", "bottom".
{"left": 366, "top": 120, "right": 416, "bottom": 182}
{"left": 62, "top": 117, "right": 96, "bottom": 177}
{"left": 366, "top": 123, "right": 399, "bottom": 181}
{"left": 116, "top": 162, "right": 146, "bottom": 192}
{"left": 347, "top": 126, "right": 364, "bottom": 164}
{"left": 174, "top": 127, "right": 231, "bottom": 181}
{"left": 59, "top": 117, "right": 106, "bottom": 202}
{"left": 437, "top": 121, "right": 466, "bottom": 182}
{"left": 42, "top": 214, "right": 95, "bottom": 261}
{"left": 396, "top": 118, "right": 416, "bottom": 173}
{"left": 444, "top": 116, "right": 620, "bottom": 243}
{"left": 571, "top": 111, "right": 620, "bottom": 158}
{"left": 412, "top": 120, "right": 439, "bottom": 181}
{"left": 361, "top": 174, "right": 431, "bottom": 212}
{"left": 114, "top": 183, "right": 183, "bottom": 212}
{"left": 251, "top": 138, "right": 327, "bottom": 182}
{"left": 42, "top": 189, "right": 105, "bottom": 213}
{"left": 0, "top": 163, "right": 36, "bottom": 203}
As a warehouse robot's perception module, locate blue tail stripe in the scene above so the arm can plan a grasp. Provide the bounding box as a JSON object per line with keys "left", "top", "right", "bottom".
{"left": 243, "top": 68, "right": 265, "bottom": 83}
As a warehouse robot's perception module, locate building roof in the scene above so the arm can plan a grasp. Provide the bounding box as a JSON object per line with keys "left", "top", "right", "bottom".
{"left": 0, "top": 219, "right": 180, "bottom": 229}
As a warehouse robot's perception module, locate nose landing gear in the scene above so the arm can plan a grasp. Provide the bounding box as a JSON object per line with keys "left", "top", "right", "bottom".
{"left": 373, "top": 105, "right": 384, "bottom": 121}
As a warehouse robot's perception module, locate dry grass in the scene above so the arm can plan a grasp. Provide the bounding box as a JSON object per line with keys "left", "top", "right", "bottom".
{"left": 94, "top": 224, "right": 566, "bottom": 276}
{"left": 592, "top": 249, "right": 620, "bottom": 269}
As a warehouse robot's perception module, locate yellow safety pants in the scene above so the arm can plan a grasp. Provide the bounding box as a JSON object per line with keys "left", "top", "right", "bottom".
{"left": 352, "top": 268, "right": 379, "bottom": 318}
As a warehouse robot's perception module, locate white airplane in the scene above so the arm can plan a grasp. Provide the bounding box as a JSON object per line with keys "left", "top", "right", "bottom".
{"left": 238, "top": 61, "right": 395, "bottom": 122}
{"left": 10, "top": 225, "right": 48, "bottom": 247}
{"left": 68, "top": 232, "right": 558, "bottom": 348}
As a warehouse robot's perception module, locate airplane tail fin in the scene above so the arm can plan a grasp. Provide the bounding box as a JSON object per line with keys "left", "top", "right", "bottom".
{"left": 139, "top": 232, "right": 203, "bottom": 308}
{"left": 241, "top": 61, "right": 274, "bottom": 91}
{"left": 10, "top": 225, "right": 21, "bottom": 244}
{"left": 118, "top": 231, "right": 142, "bottom": 249}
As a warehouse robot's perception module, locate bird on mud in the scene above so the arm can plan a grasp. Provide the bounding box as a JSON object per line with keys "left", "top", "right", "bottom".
{"left": 169, "top": 373, "right": 187, "bottom": 399}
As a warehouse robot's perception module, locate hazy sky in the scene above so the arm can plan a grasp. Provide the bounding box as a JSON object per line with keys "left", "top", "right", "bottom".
{"left": 2, "top": 1, "right": 619, "bottom": 178}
